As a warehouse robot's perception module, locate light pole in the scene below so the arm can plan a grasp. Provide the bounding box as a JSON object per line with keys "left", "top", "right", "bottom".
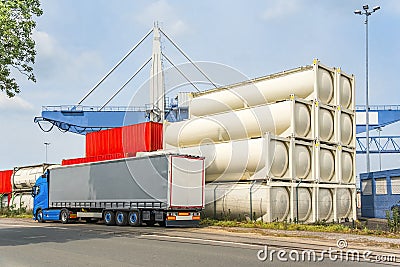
{"left": 377, "top": 127, "right": 382, "bottom": 171}
{"left": 44, "top": 142, "right": 50, "bottom": 163}
{"left": 354, "top": 4, "right": 380, "bottom": 174}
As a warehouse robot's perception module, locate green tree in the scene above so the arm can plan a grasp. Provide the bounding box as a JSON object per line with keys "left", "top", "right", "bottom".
{"left": 0, "top": 0, "right": 42, "bottom": 97}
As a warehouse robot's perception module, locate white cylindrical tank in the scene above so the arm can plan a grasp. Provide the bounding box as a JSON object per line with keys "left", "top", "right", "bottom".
{"left": 341, "top": 151, "right": 354, "bottom": 183}
{"left": 166, "top": 100, "right": 311, "bottom": 147}
{"left": 295, "top": 145, "right": 312, "bottom": 179}
{"left": 336, "top": 188, "right": 352, "bottom": 219}
{"left": 204, "top": 183, "right": 290, "bottom": 222}
{"left": 11, "top": 193, "right": 33, "bottom": 211}
{"left": 337, "top": 74, "right": 353, "bottom": 109}
{"left": 294, "top": 188, "right": 313, "bottom": 222}
{"left": 318, "top": 188, "right": 333, "bottom": 220}
{"left": 317, "top": 148, "right": 335, "bottom": 182}
{"left": 179, "top": 138, "right": 268, "bottom": 182}
{"left": 340, "top": 112, "right": 354, "bottom": 145}
{"left": 317, "top": 107, "right": 334, "bottom": 142}
{"left": 13, "top": 164, "right": 57, "bottom": 191}
{"left": 190, "top": 64, "right": 334, "bottom": 117}
{"left": 174, "top": 136, "right": 312, "bottom": 182}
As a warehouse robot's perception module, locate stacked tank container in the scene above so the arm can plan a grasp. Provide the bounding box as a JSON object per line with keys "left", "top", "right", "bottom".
{"left": 11, "top": 164, "right": 57, "bottom": 212}
{"left": 163, "top": 59, "right": 356, "bottom": 223}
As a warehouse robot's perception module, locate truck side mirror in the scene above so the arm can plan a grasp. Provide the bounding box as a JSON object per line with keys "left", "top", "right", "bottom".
{"left": 31, "top": 186, "right": 37, "bottom": 197}
{"left": 31, "top": 186, "right": 40, "bottom": 197}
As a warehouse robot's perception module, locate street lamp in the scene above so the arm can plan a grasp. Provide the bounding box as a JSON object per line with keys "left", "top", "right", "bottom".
{"left": 354, "top": 4, "right": 380, "bottom": 174}
{"left": 44, "top": 142, "right": 50, "bottom": 163}
{"left": 376, "top": 127, "right": 382, "bottom": 171}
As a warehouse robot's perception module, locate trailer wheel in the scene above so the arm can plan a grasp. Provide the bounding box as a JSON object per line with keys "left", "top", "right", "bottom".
{"left": 104, "top": 210, "right": 115, "bottom": 226}
{"left": 115, "top": 211, "right": 128, "bottom": 226}
{"left": 128, "top": 211, "right": 140, "bottom": 226}
{"left": 60, "top": 209, "right": 69, "bottom": 224}
{"left": 36, "top": 209, "right": 45, "bottom": 223}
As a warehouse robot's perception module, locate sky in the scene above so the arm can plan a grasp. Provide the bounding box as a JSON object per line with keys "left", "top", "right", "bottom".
{"left": 1, "top": 0, "right": 400, "bottom": 178}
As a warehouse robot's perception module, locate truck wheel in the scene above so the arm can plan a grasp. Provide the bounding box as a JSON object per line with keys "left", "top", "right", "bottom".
{"left": 128, "top": 211, "right": 140, "bottom": 226}
{"left": 104, "top": 211, "right": 115, "bottom": 226}
{"left": 60, "top": 209, "right": 69, "bottom": 224}
{"left": 115, "top": 211, "right": 128, "bottom": 226}
{"left": 36, "top": 209, "right": 45, "bottom": 223}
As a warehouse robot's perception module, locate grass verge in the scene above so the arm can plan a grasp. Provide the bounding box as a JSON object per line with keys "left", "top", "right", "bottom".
{"left": 0, "top": 208, "right": 32, "bottom": 219}
{"left": 200, "top": 218, "right": 400, "bottom": 238}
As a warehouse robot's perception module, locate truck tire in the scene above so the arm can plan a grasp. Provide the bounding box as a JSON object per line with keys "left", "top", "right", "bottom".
{"left": 60, "top": 209, "right": 69, "bottom": 224}
{"left": 36, "top": 209, "right": 45, "bottom": 223}
{"left": 128, "top": 211, "right": 140, "bottom": 227}
{"left": 104, "top": 210, "right": 116, "bottom": 226}
{"left": 115, "top": 211, "right": 128, "bottom": 226}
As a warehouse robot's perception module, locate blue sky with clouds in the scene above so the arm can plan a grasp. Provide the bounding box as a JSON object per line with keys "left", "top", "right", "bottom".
{"left": 1, "top": 0, "right": 400, "bottom": 175}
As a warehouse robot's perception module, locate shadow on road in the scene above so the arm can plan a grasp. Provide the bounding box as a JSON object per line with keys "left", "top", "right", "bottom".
{"left": 0, "top": 220, "right": 166, "bottom": 247}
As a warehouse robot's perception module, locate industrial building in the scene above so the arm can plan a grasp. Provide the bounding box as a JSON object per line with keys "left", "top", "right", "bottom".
{"left": 361, "top": 168, "right": 400, "bottom": 218}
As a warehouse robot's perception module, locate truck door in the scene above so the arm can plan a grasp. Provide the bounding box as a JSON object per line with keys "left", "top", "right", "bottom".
{"left": 33, "top": 175, "right": 49, "bottom": 216}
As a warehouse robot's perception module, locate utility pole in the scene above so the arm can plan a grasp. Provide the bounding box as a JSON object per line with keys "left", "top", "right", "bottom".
{"left": 44, "top": 142, "right": 50, "bottom": 163}
{"left": 354, "top": 4, "right": 380, "bottom": 173}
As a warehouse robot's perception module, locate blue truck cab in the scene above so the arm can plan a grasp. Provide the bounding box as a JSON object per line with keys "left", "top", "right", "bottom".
{"left": 32, "top": 172, "right": 62, "bottom": 222}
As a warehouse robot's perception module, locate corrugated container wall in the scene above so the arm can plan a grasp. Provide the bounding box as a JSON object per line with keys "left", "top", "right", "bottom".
{"left": 62, "top": 153, "right": 126, "bottom": 166}
{"left": 85, "top": 122, "right": 163, "bottom": 157}
{"left": 0, "top": 170, "right": 13, "bottom": 194}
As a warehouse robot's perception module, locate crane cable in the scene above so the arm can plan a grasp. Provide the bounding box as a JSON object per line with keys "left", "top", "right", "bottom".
{"left": 161, "top": 52, "right": 200, "bottom": 92}
{"left": 100, "top": 57, "right": 152, "bottom": 111}
{"left": 158, "top": 28, "right": 218, "bottom": 89}
{"left": 77, "top": 28, "right": 154, "bottom": 105}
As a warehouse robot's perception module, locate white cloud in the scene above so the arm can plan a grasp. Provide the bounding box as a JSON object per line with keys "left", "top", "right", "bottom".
{"left": 135, "top": 0, "right": 189, "bottom": 36}
{"left": 33, "top": 30, "right": 59, "bottom": 58}
{"left": 33, "top": 30, "right": 103, "bottom": 84}
{"left": 262, "top": 0, "right": 302, "bottom": 20}
{"left": 0, "top": 94, "right": 34, "bottom": 111}
{"left": 30, "top": 30, "right": 104, "bottom": 103}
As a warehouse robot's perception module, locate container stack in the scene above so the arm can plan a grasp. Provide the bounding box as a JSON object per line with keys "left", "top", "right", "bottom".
{"left": 164, "top": 59, "right": 356, "bottom": 223}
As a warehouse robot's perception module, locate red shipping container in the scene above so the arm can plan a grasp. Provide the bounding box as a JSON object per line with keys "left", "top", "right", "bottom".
{"left": 86, "top": 122, "right": 163, "bottom": 157}
{"left": 62, "top": 153, "right": 125, "bottom": 166}
{"left": 0, "top": 170, "right": 13, "bottom": 194}
{"left": 122, "top": 122, "right": 163, "bottom": 156}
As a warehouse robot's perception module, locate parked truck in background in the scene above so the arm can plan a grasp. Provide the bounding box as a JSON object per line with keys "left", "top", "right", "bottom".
{"left": 32, "top": 154, "right": 205, "bottom": 227}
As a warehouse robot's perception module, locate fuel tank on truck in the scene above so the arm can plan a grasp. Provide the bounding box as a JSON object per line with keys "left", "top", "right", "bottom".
{"left": 189, "top": 60, "right": 337, "bottom": 117}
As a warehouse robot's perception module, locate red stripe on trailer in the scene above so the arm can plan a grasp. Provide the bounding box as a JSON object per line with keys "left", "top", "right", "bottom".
{"left": 169, "top": 155, "right": 173, "bottom": 209}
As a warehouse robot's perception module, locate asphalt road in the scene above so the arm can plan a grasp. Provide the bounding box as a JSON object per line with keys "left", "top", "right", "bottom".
{"left": 0, "top": 218, "right": 397, "bottom": 267}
